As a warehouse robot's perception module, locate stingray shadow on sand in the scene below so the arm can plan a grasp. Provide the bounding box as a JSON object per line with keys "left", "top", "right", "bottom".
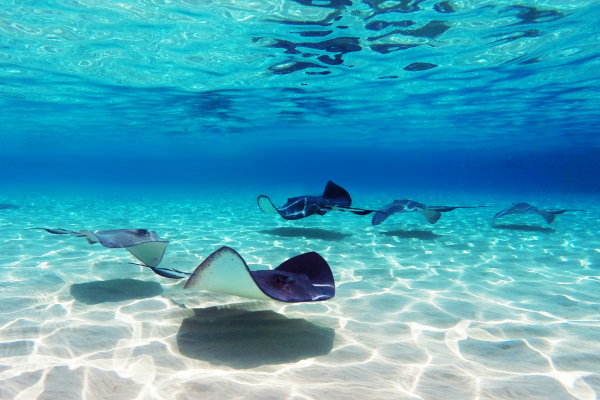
{"left": 70, "top": 279, "right": 163, "bottom": 305}
{"left": 381, "top": 229, "right": 444, "bottom": 241}
{"left": 259, "top": 227, "right": 352, "bottom": 241}
{"left": 0, "top": 204, "right": 19, "bottom": 210}
{"left": 177, "top": 307, "right": 335, "bottom": 369}
{"left": 492, "top": 224, "right": 555, "bottom": 234}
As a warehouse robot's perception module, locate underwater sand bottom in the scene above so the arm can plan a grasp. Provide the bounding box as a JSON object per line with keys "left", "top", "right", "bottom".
{"left": 0, "top": 189, "right": 599, "bottom": 399}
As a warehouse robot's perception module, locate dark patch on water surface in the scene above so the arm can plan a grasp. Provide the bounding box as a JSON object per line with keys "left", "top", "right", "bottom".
{"left": 370, "top": 43, "right": 419, "bottom": 54}
{"left": 434, "top": 1, "right": 456, "bottom": 13}
{"left": 259, "top": 227, "right": 352, "bottom": 241}
{"left": 291, "top": 0, "right": 351, "bottom": 8}
{"left": 294, "top": 30, "right": 333, "bottom": 37}
{"left": 504, "top": 5, "right": 566, "bottom": 25}
{"left": 369, "top": 20, "right": 450, "bottom": 41}
{"left": 486, "top": 29, "right": 543, "bottom": 45}
{"left": 380, "top": 230, "right": 443, "bottom": 241}
{"left": 266, "top": 10, "right": 343, "bottom": 26}
{"left": 0, "top": 204, "right": 19, "bottom": 210}
{"left": 404, "top": 62, "right": 438, "bottom": 71}
{"left": 263, "top": 37, "right": 361, "bottom": 67}
{"left": 365, "top": 20, "right": 415, "bottom": 31}
{"left": 401, "top": 20, "right": 451, "bottom": 39}
{"left": 70, "top": 279, "right": 163, "bottom": 305}
{"left": 493, "top": 224, "right": 555, "bottom": 234}
{"left": 177, "top": 307, "right": 334, "bottom": 369}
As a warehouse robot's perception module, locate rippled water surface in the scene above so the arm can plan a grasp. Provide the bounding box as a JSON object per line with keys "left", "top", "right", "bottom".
{"left": 2, "top": 0, "right": 599, "bottom": 151}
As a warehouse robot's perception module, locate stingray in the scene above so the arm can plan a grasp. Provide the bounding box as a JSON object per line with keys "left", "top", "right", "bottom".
{"left": 491, "top": 203, "right": 586, "bottom": 225}
{"left": 372, "top": 199, "right": 488, "bottom": 226}
{"left": 258, "top": 180, "right": 377, "bottom": 220}
{"left": 184, "top": 246, "right": 335, "bottom": 303}
{"left": 26, "top": 228, "right": 174, "bottom": 277}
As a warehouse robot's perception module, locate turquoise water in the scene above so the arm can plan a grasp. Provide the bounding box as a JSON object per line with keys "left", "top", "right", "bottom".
{"left": 1, "top": 0, "right": 600, "bottom": 399}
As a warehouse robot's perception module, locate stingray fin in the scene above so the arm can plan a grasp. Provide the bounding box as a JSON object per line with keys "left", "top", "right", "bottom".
{"left": 372, "top": 211, "right": 390, "bottom": 226}
{"left": 257, "top": 195, "right": 280, "bottom": 215}
{"left": 419, "top": 209, "right": 442, "bottom": 224}
{"left": 184, "top": 247, "right": 271, "bottom": 301}
{"left": 77, "top": 230, "right": 99, "bottom": 244}
{"left": 125, "top": 241, "right": 168, "bottom": 267}
{"left": 538, "top": 211, "right": 556, "bottom": 224}
{"left": 321, "top": 181, "right": 351, "bottom": 206}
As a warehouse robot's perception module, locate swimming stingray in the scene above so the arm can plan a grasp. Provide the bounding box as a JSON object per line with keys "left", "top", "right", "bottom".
{"left": 183, "top": 246, "right": 334, "bottom": 303}
{"left": 27, "top": 228, "right": 335, "bottom": 303}
{"left": 258, "top": 180, "right": 377, "bottom": 220}
{"left": 491, "top": 203, "right": 586, "bottom": 225}
{"left": 372, "top": 199, "right": 488, "bottom": 226}
{"left": 26, "top": 228, "right": 175, "bottom": 276}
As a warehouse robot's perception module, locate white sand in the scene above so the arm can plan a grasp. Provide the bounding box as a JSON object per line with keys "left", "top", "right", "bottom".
{"left": 0, "top": 188, "right": 599, "bottom": 399}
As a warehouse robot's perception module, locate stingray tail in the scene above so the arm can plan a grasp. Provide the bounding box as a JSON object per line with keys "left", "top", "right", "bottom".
{"left": 129, "top": 262, "right": 191, "bottom": 279}
{"left": 326, "top": 205, "right": 381, "bottom": 215}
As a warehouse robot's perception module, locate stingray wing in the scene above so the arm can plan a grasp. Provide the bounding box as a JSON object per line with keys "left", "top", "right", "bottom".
{"left": 321, "top": 181, "right": 352, "bottom": 207}
{"left": 372, "top": 200, "right": 412, "bottom": 226}
{"left": 536, "top": 211, "right": 556, "bottom": 224}
{"left": 184, "top": 247, "right": 271, "bottom": 300}
{"left": 79, "top": 229, "right": 169, "bottom": 267}
{"left": 257, "top": 195, "right": 280, "bottom": 215}
{"left": 491, "top": 203, "right": 531, "bottom": 224}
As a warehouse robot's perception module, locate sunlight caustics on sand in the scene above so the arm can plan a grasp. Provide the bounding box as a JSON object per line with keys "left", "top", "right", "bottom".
{"left": 0, "top": 188, "right": 598, "bottom": 399}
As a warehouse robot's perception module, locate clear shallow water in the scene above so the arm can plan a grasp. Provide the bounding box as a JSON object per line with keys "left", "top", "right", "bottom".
{"left": 1, "top": 0, "right": 600, "bottom": 399}
{"left": 1, "top": 189, "right": 599, "bottom": 399}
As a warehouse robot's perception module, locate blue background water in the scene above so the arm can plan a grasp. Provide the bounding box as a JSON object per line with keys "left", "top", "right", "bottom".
{"left": 1, "top": 0, "right": 599, "bottom": 195}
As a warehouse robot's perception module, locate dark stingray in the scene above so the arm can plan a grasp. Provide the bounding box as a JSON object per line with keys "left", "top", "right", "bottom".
{"left": 258, "top": 180, "right": 377, "bottom": 220}
{"left": 184, "top": 246, "right": 335, "bottom": 303}
{"left": 372, "top": 199, "right": 488, "bottom": 226}
{"left": 0, "top": 204, "right": 18, "bottom": 210}
{"left": 491, "top": 203, "right": 586, "bottom": 225}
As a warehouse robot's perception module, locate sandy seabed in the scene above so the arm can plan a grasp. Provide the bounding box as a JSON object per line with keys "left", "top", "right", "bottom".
{"left": 0, "top": 187, "right": 599, "bottom": 400}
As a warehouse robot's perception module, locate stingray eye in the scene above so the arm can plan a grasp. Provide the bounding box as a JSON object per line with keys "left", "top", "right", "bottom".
{"left": 138, "top": 229, "right": 149, "bottom": 235}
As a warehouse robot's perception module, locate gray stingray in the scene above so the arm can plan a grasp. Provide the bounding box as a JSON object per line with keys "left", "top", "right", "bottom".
{"left": 373, "top": 199, "right": 488, "bottom": 226}
{"left": 491, "top": 203, "right": 586, "bottom": 225}
{"left": 28, "top": 228, "right": 336, "bottom": 303}
{"left": 27, "top": 228, "right": 173, "bottom": 277}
